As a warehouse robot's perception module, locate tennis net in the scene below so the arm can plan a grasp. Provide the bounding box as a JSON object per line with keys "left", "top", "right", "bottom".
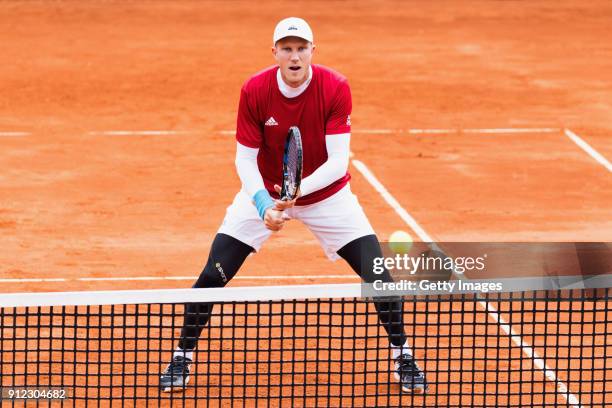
{"left": 0, "top": 283, "right": 609, "bottom": 407}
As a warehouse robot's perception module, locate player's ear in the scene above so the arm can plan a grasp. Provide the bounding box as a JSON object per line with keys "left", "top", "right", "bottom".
{"left": 271, "top": 45, "right": 279, "bottom": 61}
{"left": 310, "top": 43, "right": 316, "bottom": 54}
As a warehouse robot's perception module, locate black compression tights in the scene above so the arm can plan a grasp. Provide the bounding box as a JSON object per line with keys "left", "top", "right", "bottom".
{"left": 178, "top": 233, "right": 406, "bottom": 350}
{"left": 337, "top": 234, "right": 407, "bottom": 347}
{"left": 178, "top": 233, "right": 253, "bottom": 350}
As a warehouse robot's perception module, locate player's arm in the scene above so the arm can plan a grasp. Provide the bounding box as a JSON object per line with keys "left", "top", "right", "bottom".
{"left": 297, "top": 133, "right": 350, "bottom": 195}
{"left": 235, "top": 85, "right": 285, "bottom": 231}
{"left": 235, "top": 142, "right": 265, "bottom": 198}
{"left": 235, "top": 143, "right": 285, "bottom": 231}
{"left": 273, "top": 132, "right": 349, "bottom": 210}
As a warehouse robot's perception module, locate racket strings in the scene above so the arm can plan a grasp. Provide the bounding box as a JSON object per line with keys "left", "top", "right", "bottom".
{"left": 285, "top": 140, "right": 299, "bottom": 195}
{"left": 283, "top": 132, "right": 302, "bottom": 199}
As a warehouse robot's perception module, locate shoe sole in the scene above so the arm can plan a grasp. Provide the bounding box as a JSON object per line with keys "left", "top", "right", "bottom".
{"left": 160, "top": 375, "right": 190, "bottom": 393}
{"left": 394, "top": 372, "right": 428, "bottom": 394}
{"left": 160, "top": 374, "right": 426, "bottom": 395}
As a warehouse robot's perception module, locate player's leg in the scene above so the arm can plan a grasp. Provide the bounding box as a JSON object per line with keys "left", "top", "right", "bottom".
{"left": 336, "top": 234, "right": 427, "bottom": 393}
{"left": 336, "top": 234, "right": 407, "bottom": 346}
{"left": 160, "top": 191, "right": 272, "bottom": 392}
{"left": 295, "top": 185, "right": 427, "bottom": 393}
{"left": 179, "top": 233, "right": 254, "bottom": 350}
{"left": 160, "top": 233, "right": 254, "bottom": 392}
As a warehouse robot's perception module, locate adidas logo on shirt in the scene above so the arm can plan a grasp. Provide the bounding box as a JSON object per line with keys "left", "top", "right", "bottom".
{"left": 346, "top": 115, "right": 351, "bottom": 126}
{"left": 265, "top": 117, "right": 279, "bottom": 126}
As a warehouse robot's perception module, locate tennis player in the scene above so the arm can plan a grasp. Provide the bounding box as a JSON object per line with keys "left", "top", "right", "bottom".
{"left": 160, "top": 17, "right": 427, "bottom": 394}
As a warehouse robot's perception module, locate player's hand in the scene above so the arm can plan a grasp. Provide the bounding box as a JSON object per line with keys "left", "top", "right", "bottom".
{"left": 263, "top": 208, "right": 286, "bottom": 231}
{"left": 273, "top": 184, "right": 300, "bottom": 210}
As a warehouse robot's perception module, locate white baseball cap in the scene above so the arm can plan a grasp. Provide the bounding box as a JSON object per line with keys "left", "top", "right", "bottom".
{"left": 273, "top": 17, "right": 313, "bottom": 44}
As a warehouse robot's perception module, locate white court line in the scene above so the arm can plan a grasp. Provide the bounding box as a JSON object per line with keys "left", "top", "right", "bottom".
{"left": 405, "top": 127, "right": 559, "bottom": 134}
{"left": 351, "top": 158, "right": 582, "bottom": 408}
{"left": 75, "top": 275, "right": 357, "bottom": 282}
{"left": 0, "top": 131, "right": 29, "bottom": 137}
{"left": 87, "top": 130, "right": 190, "bottom": 136}
{"left": 352, "top": 129, "right": 395, "bottom": 134}
{"left": 483, "top": 301, "right": 583, "bottom": 407}
{"left": 78, "top": 276, "right": 160, "bottom": 281}
{"left": 219, "top": 127, "right": 560, "bottom": 135}
{"left": 351, "top": 160, "right": 434, "bottom": 242}
{"left": 1, "top": 275, "right": 358, "bottom": 283}
{"left": 461, "top": 127, "right": 559, "bottom": 134}
{"left": 237, "top": 275, "right": 357, "bottom": 280}
{"left": 0, "top": 278, "right": 67, "bottom": 283}
{"left": 564, "top": 128, "right": 612, "bottom": 173}
{"left": 406, "top": 129, "right": 454, "bottom": 134}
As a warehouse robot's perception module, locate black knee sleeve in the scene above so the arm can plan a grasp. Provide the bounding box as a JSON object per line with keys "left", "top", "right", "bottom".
{"left": 179, "top": 233, "right": 254, "bottom": 350}
{"left": 191, "top": 233, "right": 254, "bottom": 289}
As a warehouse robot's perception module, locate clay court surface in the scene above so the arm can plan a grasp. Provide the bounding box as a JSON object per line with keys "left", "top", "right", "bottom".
{"left": 1, "top": 0, "right": 611, "bottom": 292}
{"left": 0, "top": 1, "right": 610, "bottom": 406}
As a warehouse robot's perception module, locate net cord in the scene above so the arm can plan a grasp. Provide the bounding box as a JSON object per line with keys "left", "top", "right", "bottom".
{"left": 0, "top": 283, "right": 363, "bottom": 308}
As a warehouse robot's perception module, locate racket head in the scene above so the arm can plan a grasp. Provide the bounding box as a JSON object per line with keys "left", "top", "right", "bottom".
{"left": 280, "top": 126, "right": 303, "bottom": 201}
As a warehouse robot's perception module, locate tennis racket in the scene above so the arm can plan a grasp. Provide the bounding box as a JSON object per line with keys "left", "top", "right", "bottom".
{"left": 280, "top": 126, "right": 303, "bottom": 201}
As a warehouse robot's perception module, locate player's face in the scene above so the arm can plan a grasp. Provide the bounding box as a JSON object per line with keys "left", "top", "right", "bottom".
{"left": 272, "top": 37, "right": 315, "bottom": 88}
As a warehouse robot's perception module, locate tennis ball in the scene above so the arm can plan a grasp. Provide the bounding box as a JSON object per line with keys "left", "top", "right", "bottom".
{"left": 389, "top": 230, "right": 413, "bottom": 254}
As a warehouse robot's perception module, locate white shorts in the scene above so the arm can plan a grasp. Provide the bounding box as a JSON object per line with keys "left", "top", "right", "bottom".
{"left": 218, "top": 184, "right": 375, "bottom": 261}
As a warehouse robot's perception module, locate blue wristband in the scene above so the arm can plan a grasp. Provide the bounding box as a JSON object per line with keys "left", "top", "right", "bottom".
{"left": 253, "top": 189, "right": 275, "bottom": 219}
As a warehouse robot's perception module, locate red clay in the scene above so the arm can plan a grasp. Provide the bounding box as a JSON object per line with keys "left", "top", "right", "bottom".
{"left": 0, "top": 2, "right": 610, "bottom": 406}
{"left": 1, "top": 1, "right": 610, "bottom": 292}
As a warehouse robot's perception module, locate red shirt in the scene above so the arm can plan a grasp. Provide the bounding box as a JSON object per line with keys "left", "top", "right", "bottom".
{"left": 236, "top": 64, "right": 352, "bottom": 205}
